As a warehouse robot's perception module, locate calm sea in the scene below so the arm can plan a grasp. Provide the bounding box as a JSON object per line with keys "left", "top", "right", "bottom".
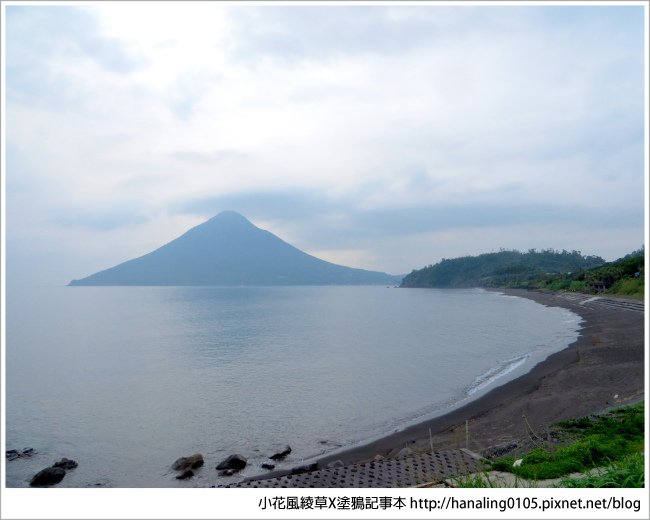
{"left": 5, "top": 286, "right": 581, "bottom": 487}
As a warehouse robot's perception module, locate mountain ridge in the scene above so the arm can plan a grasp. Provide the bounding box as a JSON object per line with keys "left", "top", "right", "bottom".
{"left": 69, "top": 211, "right": 400, "bottom": 286}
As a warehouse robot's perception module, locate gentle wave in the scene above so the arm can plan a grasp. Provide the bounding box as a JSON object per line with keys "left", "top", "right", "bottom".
{"left": 466, "top": 355, "right": 529, "bottom": 396}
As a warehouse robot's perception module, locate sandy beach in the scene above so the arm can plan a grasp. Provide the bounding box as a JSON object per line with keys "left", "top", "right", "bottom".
{"left": 309, "top": 289, "right": 645, "bottom": 470}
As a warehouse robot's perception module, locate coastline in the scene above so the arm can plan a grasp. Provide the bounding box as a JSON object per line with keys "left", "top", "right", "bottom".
{"left": 257, "top": 288, "right": 645, "bottom": 478}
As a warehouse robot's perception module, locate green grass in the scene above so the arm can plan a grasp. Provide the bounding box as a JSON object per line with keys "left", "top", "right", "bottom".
{"left": 557, "top": 403, "right": 644, "bottom": 445}
{"left": 452, "top": 471, "right": 501, "bottom": 488}
{"left": 557, "top": 453, "right": 645, "bottom": 488}
{"left": 486, "top": 403, "right": 644, "bottom": 485}
{"left": 454, "top": 453, "right": 645, "bottom": 488}
{"left": 451, "top": 470, "right": 536, "bottom": 488}
{"left": 608, "top": 278, "right": 645, "bottom": 298}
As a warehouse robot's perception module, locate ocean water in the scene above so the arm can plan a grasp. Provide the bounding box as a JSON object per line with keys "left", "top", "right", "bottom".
{"left": 4, "top": 286, "right": 581, "bottom": 487}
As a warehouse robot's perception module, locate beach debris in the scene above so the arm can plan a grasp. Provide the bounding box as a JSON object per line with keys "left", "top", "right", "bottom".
{"left": 291, "top": 462, "right": 318, "bottom": 475}
{"left": 6, "top": 448, "right": 36, "bottom": 461}
{"left": 513, "top": 459, "right": 523, "bottom": 467}
{"left": 172, "top": 453, "right": 204, "bottom": 471}
{"left": 53, "top": 457, "right": 78, "bottom": 470}
{"left": 219, "top": 469, "right": 238, "bottom": 476}
{"left": 216, "top": 454, "right": 247, "bottom": 472}
{"left": 30, "top": 467, "right": 66, "bottom": 487}
{"left": 326, "top": 460, "right": 344, "bottom": 469}
{"left": 269, "top": 445, "right": 292, "bottom": 461}
{"left": 176, "top": 470, "right": 194, "bottom": 480}
{"left": 261, "top": 463, "right": 275, "bottom": 470}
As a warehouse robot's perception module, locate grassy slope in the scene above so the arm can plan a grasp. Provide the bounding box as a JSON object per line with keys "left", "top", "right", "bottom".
{"left": 482, "top": 403, "right": 645, "bottom": 487}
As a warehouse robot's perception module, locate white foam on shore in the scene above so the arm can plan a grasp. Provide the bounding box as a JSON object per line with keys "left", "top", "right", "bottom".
{"left": 466, "top": 354, "right": 530, "bottom": 396}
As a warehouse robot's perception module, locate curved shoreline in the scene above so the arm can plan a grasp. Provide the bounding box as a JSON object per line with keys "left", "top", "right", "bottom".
{"left": 284, "top": 289, "right": 645, "bottom": 473}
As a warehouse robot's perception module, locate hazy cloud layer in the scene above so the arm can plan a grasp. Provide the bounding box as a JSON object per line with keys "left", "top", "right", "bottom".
{"left": 3, "top": 3, "right": 646, "bottom": 285}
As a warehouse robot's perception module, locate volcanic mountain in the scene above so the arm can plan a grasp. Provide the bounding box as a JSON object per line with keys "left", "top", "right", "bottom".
{"left": 68, "top": 211, "right": 400, "bottom": 286}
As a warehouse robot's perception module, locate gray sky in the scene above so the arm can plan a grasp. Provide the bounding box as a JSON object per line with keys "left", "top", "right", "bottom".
{"left": 3, "top": 2, "right": 646, "bottom": 286}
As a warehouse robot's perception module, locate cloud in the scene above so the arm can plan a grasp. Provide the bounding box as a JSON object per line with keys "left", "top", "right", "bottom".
{"left": 169, "top": 149, "right": 251, "bottom": 164}
{"left": 166, "top": 69, "right": 225, "bottom": 120}
{"left": 6, "top": 6, "right": 145, "bottom": 108}
{"left": 3, "top": 4, "right": 646, "bottom": 284}
{"left": 50, "top": 209, "right": 148, "bottom": 231}
{"left": 226, "top": 5, "right": 537, "bottom": 64}
{"left": 174, "top": 186, "right": 643, "bottom": 251}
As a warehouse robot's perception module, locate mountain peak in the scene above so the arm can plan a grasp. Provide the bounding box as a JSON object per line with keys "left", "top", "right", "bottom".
{"left": 211, "top": 210, "right": 249, "bottom": 222}
{"left": 206, "top": 210, "right": 255, "bottom": 227}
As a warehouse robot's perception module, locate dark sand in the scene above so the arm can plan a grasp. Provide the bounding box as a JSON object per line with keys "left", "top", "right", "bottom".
{"left": 312, "top": 289, "right": 645, "bottom": 468}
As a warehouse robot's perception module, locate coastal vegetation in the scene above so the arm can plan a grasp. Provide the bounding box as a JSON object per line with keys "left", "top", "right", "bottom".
{"left": 477, "top": 403, "right": 645, "bottom": 488}
{"left": 534, "top": 248, "right": 645, "bottom": 298}
{"left": 400, "top": 249, "right": 605, "bottom": 288}
{"left": 557, "top": 452, "right": 644, "bottom": 488}
{"left": 401, "top": 247, "right": 645, "bottom": 298}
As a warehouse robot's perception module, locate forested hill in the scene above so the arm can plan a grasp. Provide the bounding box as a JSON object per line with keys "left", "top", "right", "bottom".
{"left": 400, "top": 249, "right": 605, "bottom": 288}
{"left": 535, "top": 248, "right": 644, "bottom": 297}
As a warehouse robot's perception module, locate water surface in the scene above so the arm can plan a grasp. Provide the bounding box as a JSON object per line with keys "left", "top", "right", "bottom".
{"left": 5, "top": 286, "right": 580, "bottom": 487}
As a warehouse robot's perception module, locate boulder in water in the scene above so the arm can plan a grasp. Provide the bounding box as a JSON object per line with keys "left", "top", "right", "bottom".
{"left": 53, "top": 458, "right": 78, "bottom": 470}
{"left": 30, "top": 467, "right": 66, "bottom": 487}
{"left": 6, "top": 448, "right": 36, "bottom": 461}
{"left": 269, "top": 445, "right": 292, "bottom": 461}
{"left": 6, "top": 450, "right": 20, "bottom": 461}
{"left": 216, "top": 454, "right": 247, "bottom": 471}
{"left": 172, "top": 453, "right": 204, "bottom": 471}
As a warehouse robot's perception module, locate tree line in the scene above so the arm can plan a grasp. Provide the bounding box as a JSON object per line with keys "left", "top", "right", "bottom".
{"left": 401, "top": 247, "right": 644, "bottom": 298}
